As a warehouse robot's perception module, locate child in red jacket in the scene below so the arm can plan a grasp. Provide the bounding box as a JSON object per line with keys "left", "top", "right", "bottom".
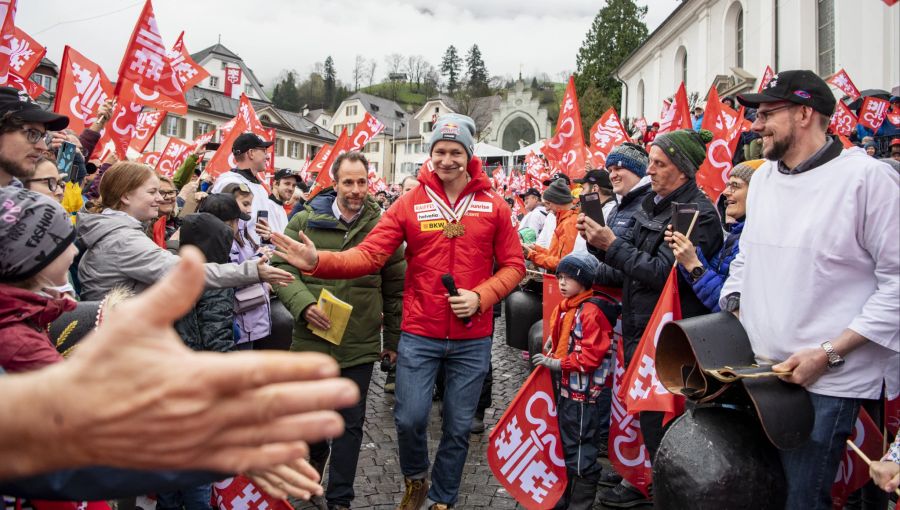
{"left": 532, "top": 251, "right": 612, "bottom": 510}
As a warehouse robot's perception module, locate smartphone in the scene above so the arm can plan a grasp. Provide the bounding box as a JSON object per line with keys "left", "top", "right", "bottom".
{"left": 56, "top": 141, "right": 77, "bottom": 175}
{"left": 199, "top": 181, "right": 211, "bottom": 192}
{"left": 671, "top": 202, "right": 700, "bottom": 237}
{"left": 204, "top": 142, "right": 221, "bottom": 151}
{"left": 579, "top": 192, "right": 606, "bottom": 227}
{"left": 257, "top": 210, "right": 269, "bottom": 222}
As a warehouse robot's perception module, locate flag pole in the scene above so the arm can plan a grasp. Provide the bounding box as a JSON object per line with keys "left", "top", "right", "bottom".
{"left": 845, "top": 439, "right": 900, "bottom": 496}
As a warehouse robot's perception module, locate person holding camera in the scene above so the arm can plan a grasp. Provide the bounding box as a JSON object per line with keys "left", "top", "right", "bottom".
{"left": 579, "top": 128, "right": 723, "bottom": 507}
{"left": 272, "top": 151, "right": 405, "bottom": 510}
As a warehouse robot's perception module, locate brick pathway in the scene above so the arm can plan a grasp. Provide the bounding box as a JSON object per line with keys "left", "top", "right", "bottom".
{"left": 294, "top": 313, "right": 622, "bottom": 510}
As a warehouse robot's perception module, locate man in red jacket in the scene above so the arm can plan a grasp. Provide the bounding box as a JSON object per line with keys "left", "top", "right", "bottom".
{"left": 272, "top": 114, "right": 525, "bottom": 510}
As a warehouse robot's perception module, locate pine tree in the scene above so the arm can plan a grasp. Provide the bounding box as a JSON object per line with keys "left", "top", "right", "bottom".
{"left": 272, "top": 71, "right": 301, "bottom": 112}
{"left": 440, "top": 45, "right": 462, "bottom": 95}
{"left": 465, "top": 44, "right": 489, "bottom": 95}
{"left": 324, "top": 56, "right": 337, "bottom": 110}
{"left": 574, "top": 0, "right": 648, "bottom": 133}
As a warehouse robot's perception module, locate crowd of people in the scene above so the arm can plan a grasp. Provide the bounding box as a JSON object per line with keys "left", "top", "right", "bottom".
{"left": 0, "top": 66, "right": 898, "bottom": 510}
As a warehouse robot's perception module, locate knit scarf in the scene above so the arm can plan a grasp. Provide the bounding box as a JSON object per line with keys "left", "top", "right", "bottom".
{"left": 549, "top": 289, "right": 595, "bottom": 359}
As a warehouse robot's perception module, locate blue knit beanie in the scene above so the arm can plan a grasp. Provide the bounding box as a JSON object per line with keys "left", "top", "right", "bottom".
{"left": 430, "top": 114, "right": 476, "bottom": 161}
{"left": 556, "top": 251, "right": 600, "bottom": 290}
{"left": 605, "top": 142, "right": 649, "bottom": 178}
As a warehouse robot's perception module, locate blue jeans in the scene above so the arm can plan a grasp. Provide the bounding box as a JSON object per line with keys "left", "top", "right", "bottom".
{"left": 156, "top": 484, "right": 212, "bottom": 510}
{"left": 779, "top": 392, "right": 860, "bottom": 510}
{"left": 394, "top": 332, "right": 491, "bottom": 506}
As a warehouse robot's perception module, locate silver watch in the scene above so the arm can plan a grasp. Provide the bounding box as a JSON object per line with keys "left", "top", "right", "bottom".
{"left": 821, "top": 341, "right": 845, "bottom": 369}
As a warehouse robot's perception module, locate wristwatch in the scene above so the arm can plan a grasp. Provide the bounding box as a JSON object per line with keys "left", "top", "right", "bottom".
{"left": 821, "top": 341, "right": 845, "bottom": 368}
{"left": 690, "top": 266, "right": 706, "bottom": 281}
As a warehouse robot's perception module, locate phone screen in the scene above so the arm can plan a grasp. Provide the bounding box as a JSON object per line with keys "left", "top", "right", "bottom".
{"left": 579, "top": 192, "right": 606, "bottom": 227}
{"left": 57, "top": 141, "right": 77, "bottom": 175}
{"left": 257, "top": 210, "right": 269, "bottom": 221}
{"left": 671, "top": 202, "right": 700, "bottom": 237}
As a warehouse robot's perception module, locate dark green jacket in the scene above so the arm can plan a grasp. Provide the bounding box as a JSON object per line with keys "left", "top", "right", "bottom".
{"left": 273, "top": 190, "right": 405, "bottom": 367}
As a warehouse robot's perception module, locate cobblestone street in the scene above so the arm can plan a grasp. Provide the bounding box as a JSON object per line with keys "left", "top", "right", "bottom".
{"left": 293, "top": 313, "right": 619, "bottom": 510}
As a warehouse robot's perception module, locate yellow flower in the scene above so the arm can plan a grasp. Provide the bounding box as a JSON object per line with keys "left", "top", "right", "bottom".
{"left": 62, "top": 181, "right": 84, "bottom": 214}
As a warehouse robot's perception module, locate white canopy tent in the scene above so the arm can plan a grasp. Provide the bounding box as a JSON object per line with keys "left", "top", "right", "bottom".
{"left": 474, "top": 142, "right": 512, "bottom": 158}
{"left": 512, "top": 139, "right": 545, "bottom": 156}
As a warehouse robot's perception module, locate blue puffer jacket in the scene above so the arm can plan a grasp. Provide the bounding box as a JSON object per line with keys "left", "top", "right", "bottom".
{"left": 678, "top": 220, "right": 744, "bottom": 312}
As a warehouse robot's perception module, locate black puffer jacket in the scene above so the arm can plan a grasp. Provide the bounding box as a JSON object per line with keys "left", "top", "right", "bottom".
{"left": 589, "top": 182, "right": 653, "bottom": 287}
{"left": 596, "top": 180, "right": 723, "bottom": 361}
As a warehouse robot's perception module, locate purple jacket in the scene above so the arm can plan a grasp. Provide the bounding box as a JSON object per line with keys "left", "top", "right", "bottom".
{"left": 230, "top": 222, "right": 271, "bottom": 344}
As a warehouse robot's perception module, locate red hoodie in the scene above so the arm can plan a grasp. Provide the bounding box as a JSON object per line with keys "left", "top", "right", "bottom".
{"left": 0, "top": 284, "right": 74, "bottom": 372}
{"left": 313, "top": 157, "right": 525, "bottom": 340}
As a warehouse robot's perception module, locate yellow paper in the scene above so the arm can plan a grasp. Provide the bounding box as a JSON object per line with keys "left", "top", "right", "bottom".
{"left": 308, "top": 288, "right": 353, "bottom": 345}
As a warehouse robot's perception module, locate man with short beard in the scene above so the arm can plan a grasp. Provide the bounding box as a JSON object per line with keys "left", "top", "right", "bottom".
{"left": 273, "top": 151, "right": 405, "bottom": 510}
{"left": 0, "top": 87, "right": 69, "bottom": 187}
{"left": 722, "top": 70, "right": 899, "bottom": 509}
{"left": 269, "top": 168, "right": 297, "bottom": 222}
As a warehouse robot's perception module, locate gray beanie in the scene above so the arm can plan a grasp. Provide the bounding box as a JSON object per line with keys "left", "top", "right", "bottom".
{"left": 0, "top": 187, "right": 76, "bottom": 283}
{"left": 541, "top": 178, "right": 573, "bottom": 205}
{"left": 557, "top": 251, "right": 601, "bottom": 289}
{"left": 429, "top": 114, "right": 477, "bottom": 160}
{"left": 606, "top": 142, "right": 649, "bottom": 178}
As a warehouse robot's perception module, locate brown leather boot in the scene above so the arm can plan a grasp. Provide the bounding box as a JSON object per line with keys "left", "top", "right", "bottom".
{"left": 396, "top": 477, "right": 429, "bottom": 510}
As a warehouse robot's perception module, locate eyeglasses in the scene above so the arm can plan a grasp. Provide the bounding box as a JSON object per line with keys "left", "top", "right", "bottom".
{"left": 25, "top": 176, "right": 59, "bottom": 191}
{"left": 724, "top": 181, "right": 745, "bottom": 191}
{"left": 160, "top": 190, "right": 178, "bottom": 199}
{"left": 19, "top": 127, "right": 48, "bottom": 144}
{"left": 754, "top": 104, "right": 797, "bottom": 123}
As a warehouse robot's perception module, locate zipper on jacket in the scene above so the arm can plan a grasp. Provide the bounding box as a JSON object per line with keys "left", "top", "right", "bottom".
{"left": 446, "top": 234, "right": 456, "bottom": 340}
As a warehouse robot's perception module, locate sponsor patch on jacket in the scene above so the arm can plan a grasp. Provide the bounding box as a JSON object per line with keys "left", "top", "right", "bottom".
{"left": 469, "top": 200, "right": 493, "bottom": 213}
{"left": 414, "top": 203, "right": 436, "bottom": 213}
{"left": 416, "top": 210, "right": 442, "bottom": 221}
{"left": 420, "top": 220, "right": 447, "bottom": 232}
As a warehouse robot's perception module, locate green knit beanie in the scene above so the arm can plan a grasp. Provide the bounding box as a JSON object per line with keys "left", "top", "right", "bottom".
{"left": 652, "top": 129, "right": 714, "bottom": 178}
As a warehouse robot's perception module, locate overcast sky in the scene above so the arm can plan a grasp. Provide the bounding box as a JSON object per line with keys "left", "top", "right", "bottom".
{"left": 18, "top": 0, "right": 680, "bottom": 89}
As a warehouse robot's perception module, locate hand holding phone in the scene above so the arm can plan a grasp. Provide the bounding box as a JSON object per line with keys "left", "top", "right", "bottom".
{"left": 56, "top": 141, "right": 77, "bottom": 175}
{"left": 671, "top": 202, "right": 700, "bottom": 238}
{"left": 579, "top": 192, "right": 606, "bottom": 227}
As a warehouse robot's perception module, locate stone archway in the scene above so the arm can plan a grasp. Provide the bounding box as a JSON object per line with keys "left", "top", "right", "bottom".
{"left": 500, "top": 115, "right": 538, "bottom": 152}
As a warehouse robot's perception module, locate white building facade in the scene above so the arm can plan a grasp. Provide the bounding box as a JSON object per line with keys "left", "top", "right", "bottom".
{"left": 617, "top": 0, "right": 900, "bottom": 122}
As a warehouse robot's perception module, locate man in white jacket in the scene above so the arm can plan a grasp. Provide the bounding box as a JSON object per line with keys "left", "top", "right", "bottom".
{"left": 722, "top": 70, "right": 899, "bottom": 510}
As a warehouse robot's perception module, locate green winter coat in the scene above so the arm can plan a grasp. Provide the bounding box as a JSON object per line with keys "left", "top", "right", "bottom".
{"left": 272, "top": 190, "right": 405, "bottom": 368}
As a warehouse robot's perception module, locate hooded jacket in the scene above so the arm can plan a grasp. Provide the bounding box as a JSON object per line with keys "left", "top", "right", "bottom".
{"left": 528, "top": 207, "right": 578, "bottom": 271}
{"left": 0, "top": 284, "right": 74, "bottom": 372}
{"left": 173, "top": 213, "right": 237, "bottom": 352}
{"left": 596, "top": 180, "right": 723, "bottom": 358}
{"left": 76, "top": 211, "right": 260, "bottom": 301}
{"left": 310, "top": 157, "right": 525, "bottom": 340}
{"left": 273, "top": 191, "right": 405, "bottom": 367}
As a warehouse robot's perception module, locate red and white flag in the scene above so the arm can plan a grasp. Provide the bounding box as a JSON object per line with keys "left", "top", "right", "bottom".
{"left": 138, "top": 151, "right": 160, "bottom": 167}
{"left": 621, "top": 267, "right": 685, "bottom": 424}
{"left": 542, "top": 76, "right": 587, "bottom": 180}
{"left": 829, "top": 101, "right": 858, "bottom": 137}
{"left": 5, "top": 25, "right": 45, "bottom": 81}
{"left": 53, "top": 46, "right": 114, "bottom": 133}
{"left": 658, "top": 82, "right": 692, "bottom": 135}
{"left": 609, "top": 335, "right": 653, "bottom": 497}
{"left": 213, "top": 476, "right": 292, "bottom": 510}
{"left": 589, "top": 107, "right": 631, "bottom": 168}
{"left": 826, "top": 69, "right": 861, "bottom": 101}
{"left": 525, "top": 151, "right": 548, "bottom": 191}
{"left": 155, "top": 137, "right": 192, "bottom": 177}
{"left": 116, "top": 0, "right": 182, "bottom": 103}
{"left": 488, "top": 366, "right": 567, "bottom": 510}
{"left": 348, "top": 112, "right": 386, "bottom": 152}
{"left": 105, "top": 100, "right": 144, "bottom": 159}
{"left": 308, "top": 143, "right": 333, "bottom": 176}
{"left": 757, "top": 65, "right": 775, "bottom": 93}
{"left": 205, "top": 114, "right": 248, "bottom": 179}
{"left": 831, "top": 408, "right": 883, "bottom": 508}
{"left": 491, "top": 165, "right": 506, "bottom": 191}
{"left": 4, "top": 68, "right": 43, "bottom": 98}
{"left": 633, "top": 117, "right": 648, "bottom": 136}
{"left": 224, "top": 66, "right": 242, "bottom": 98}
{"left": 696, "top": 86, "right": 751, "bottom": 204}
{"left": 308, "top": 129, "right": 350, "bottom": 200}
{"left": 858, "top": 97, "right": 890, "bottom": 132}
{"left": 129, "top": 108, "right": 165, "bottom": 153}
{"left": 167, "top": 31, "right": 209, "bottom": 92}
{"left": 0, "top": 0, "right": 17, "bottom": 84}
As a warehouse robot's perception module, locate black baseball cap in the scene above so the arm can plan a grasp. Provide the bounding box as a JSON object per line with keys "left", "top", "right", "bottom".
{"left": 232, "top": 132, "right": 273, "bottom": 155}
{"left": 0, "top": 86, "right": 69, "bottom": 131}
{"left": 519, "top": 188, "right": 541, "bottom": 200}
{"left": 199, "top": 192, "right": 251, "bottom": 221}
{"left": 274, "top": 168, "right": 297, "bottom": 181}
{"left": 737, "top": 70, "right": 836, "bottom": 116}
{"left": 574, "top": 169, "right": 612, "bottom": 191}
{"left": 542, "top": 172, "right": 571, "bottom": 186}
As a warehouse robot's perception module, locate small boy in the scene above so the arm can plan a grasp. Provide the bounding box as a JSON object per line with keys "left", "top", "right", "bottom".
{"left": 531, "top": 251, "right": 612, "bottom": 510}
